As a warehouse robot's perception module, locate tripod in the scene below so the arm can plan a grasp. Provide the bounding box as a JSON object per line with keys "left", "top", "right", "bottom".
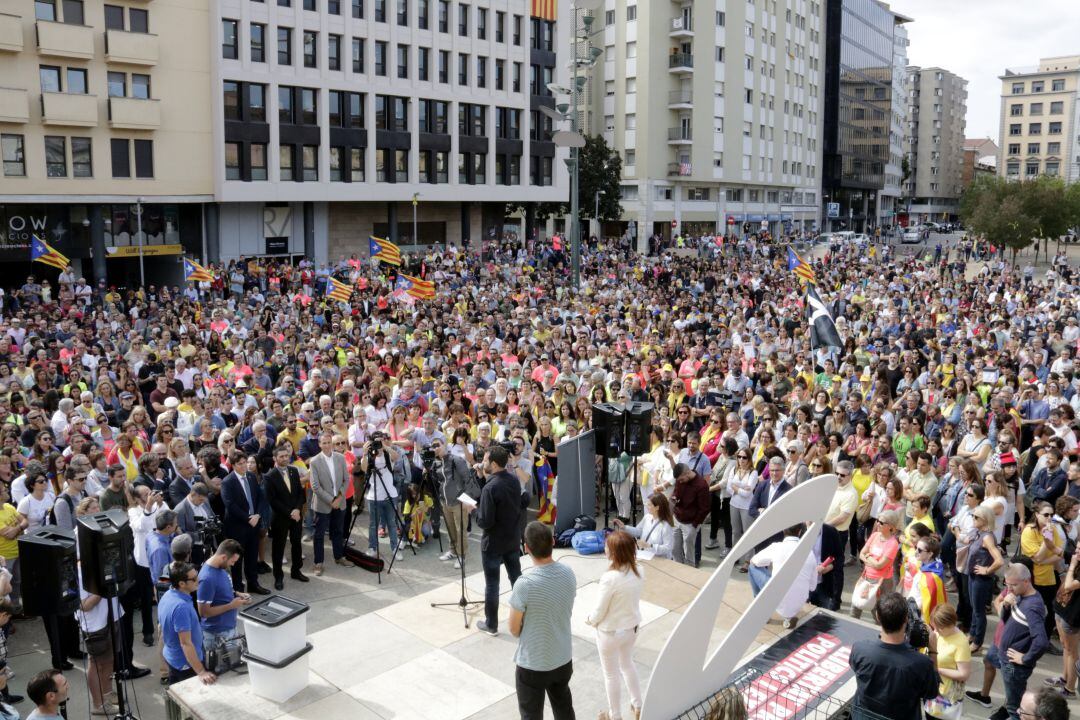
{"left": 99, "top": 579, "right": 138, "bottom": 720}
{"left": 418, "top": 462, "right": 445, "bottom": 556}
{"left": 356, "top": 451, "right": 416, "bottom": 581}
{"left": 430, "top": 500, "right": 483, "bottom": 627}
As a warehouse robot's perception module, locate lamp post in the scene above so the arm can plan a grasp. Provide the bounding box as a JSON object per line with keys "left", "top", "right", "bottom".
{"left": 593, "top": 189, "right": 605, "bottom": 240}
{"left": 135, "top": 197, "right": 145, "bottom": 287}
{"left": 412, "top": 192, "right": 419, "bottom": 249}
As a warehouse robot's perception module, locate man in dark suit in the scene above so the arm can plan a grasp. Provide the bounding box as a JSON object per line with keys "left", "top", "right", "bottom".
{"left": 264, "top": 443, "right": 309, "bottom": 590}
{"left": 220, "top": 450, "right": 269, "bottom": 594}
{"left": 473, "top": 445, "right": 529, "bottom": 636}
{"left": 749, "top": 456, "right": 792, "bottom": 547}
{"left": 167, "top": 454, "right": 199, "bottom": 508}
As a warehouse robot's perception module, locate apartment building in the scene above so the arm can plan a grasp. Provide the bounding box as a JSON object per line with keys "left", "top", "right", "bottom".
{"left": 903, "top": 66, "right": 966, "bottom": 224}
{"left": 999, "top": 55, "right": 1080, "bottom": 184}
{"left": 821, "top": 0, "right": 909, "bottom": 232}
{"left": 0, "top": 0, "right": 213, "bottom": 284}
{"left": 962, "top": 136, "right": 997, "bottom": 189}
{"left": 588, "top": 0, "right": 825, "bottom": 242}
{"left": 879, "top": 12, "right": 908, "bottom": 226}
{"left": 210, "top": 0, "right": 569, "bottom": 262}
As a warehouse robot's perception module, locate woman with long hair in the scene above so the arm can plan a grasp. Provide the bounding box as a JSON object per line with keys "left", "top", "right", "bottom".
{"left": 1022, "top": 500, "right": 1065, "bottom": 640}
{"left": 586, "top": 530, "right": 644, "bottom": 720}
{"left": 963, "top": 505, "right": 1004, "bottom": 653}
{"left": 615, "top": 493, "right": 675, "bottom": 560}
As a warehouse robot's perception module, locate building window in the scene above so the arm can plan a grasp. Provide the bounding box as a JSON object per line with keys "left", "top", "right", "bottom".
{"left": 1046, "top": 161, "right": 1059, "bottom": 176}
{"left": 495, "top": 10, "right": 504, "bottom": 41}
{"left": 1050, "top": 101, "right": 1063, "bottom": 114}
{"left": 251, "top": 23, "right": 265, "bottom": 62}
{"left": 44, "top": 136, "right": 66, "bottom": 177}
{"left": 2, "top": 134, "right": 25, "bottom": 176}
{"left": 280, "top": 145, "right": 294, "bottom": 180}
{"left": 495, "top": 59, "right": 504, "bottom": 90}
{"left": 251, "top": 143, "right": 267, "bottom": 180}
{"left": 1029, "top": 123, "right": 1041, "bottom": 135}
{"left": 1047, "top": 142, "right": 1061, "bottom": 155}
{"left": 104, "top": 4, "right": 123, "bottom": 29}
{"left": 418, "top": 47, "right": 429, "bottom": 81}
{"left": 438, "top": 0, "right": 448, "bottom": 32}
{"left": 476, "top": 56, "right": 486, "bottom": 88}
{"left": 65, "top": 68, "right": 87, "bottom": 94}
{"left": 1052, "top": 79, "right": 1065, "bottom": 91}
{"left": 108, "top": 71, "right": 126, "bottom": 98}
{"left": 35, "top": 0, "right": 56, "bottom": 21}
{"left": 279, "top": 86, "right": 293, "bottom": 123}
{"left": 1027, "top": 142, "right": 1040, "bottom": 155}
{"left": 1031, "top": 81, "right": 1044, "bottom": 93}
{"left": 512, "top": 14, "right": 521, "bottom": 44}
{"left": 223, "top": 80, "right": 239, "bottom": 119}
{"left": 418, "top": 0, "right": 429, "bottom": 28}
{"left": 329, "top": 90, "right": 342, "bottom": 126}
{"left": 397, "top": 44, "right": 408, "bottom": 78}
{"left": 249, "top": 83, "right": 266, "bottom": 121}
{"left": 397, "top": 0, "right": 407, "bottom": 24}
{"left": 225, "top": 141, "right": 241, "bottom": 179}
{"left": 330, "top": 146, "right": 344, "bottom": 181}
{"left": 352, "top": 0, "right": 362, "bottom": 18}
{"left": 1008, "top": 123, "right": 1021, "bottom": 136}
{"left": 396, "top": 149, "right": 408, "bottom": 181}
{"left": 1026, "top": 162, "right": 1039, "bottom": 177}
{"left": 61, "top": 0, "right": 84, "bottom": 24}
{"left": 439, "top": 50, "right": 449, "bottom": 83}
{"left": 1049, "top": 122, "right": 1062, "bottom": 134}
{"left": 348, "top": 92, "right": 363, "bottom": 128}
{"left": 302, "top": 145, "right": 317, "bottom": 180}
{"left": 279, "top": 0, "right": 290, "bottom": 7}
{"left": 458, "top": 53, "right": 468, "bottom": 85}
{"left": 329, "top": 0, "right": 339, "bottom": 14}
{"left": 375, "top": 0, "right": 385, "bottom": 21}
{"left": 376, "top": 148, "right": 387, "bottom": 181}
{"left": 110, "top": 138, "right": 129, "bottom": 177}
{"left": 131, "top": 73, "right": 150, "bottom": 99}
{"left": 1030, "top": 102, "right": 1043, "bottom": 115}
{"left": 1011, "top": 82, "right": 1024, "bottom": 94}
{"left": 278, "top": 27, "right": 292, "bottom": 65}
{"left": 222, "top": 19, "right": 239, "bottom": 59}
{"left": 1010, "top": 104, "right": 1022, "bottom": 116}
{"left": 134, "top": 139, "right": 153, "bottom": 177}
{"left": 350, "top": 148, "right": 364, "bottom": 181}
{"left": 303, "top": 31, "right": 317, "bottom": 68}
{"left": 129, "top": 8, "right": 148, "bottom": 32}
{"left": 1007, "top": 143, "right": 1020, "bottom": 155}
{"left": 39, "top": 66, "right": 62, "bottom": 93}
{"left": 352, "top": 38, "right": 364, "bottom": 73}
{"left": 513, "top": 62, "right": 520, "bottom": 92}
{"left": 300, "top": 88, "right": 317, "bottom": 124}
{"left": 375, "top": 41, "right": 387, "bottom": 75}
{"left": 458, "top": 3, "right": 468, "bottom": 36}
{"left": 604, "top": 9, "right": 613, "bottom": 25}
{"left": 477, "top": 7, "right": 486, "bottom": 38}
{"left": 303, "top": 0, "right": 315, "bottom": 10}
{"left": 716, "top": 10, "right": 725, "bottom": 25}
{"left": 328, "top": 35, "right": 341, "bottom": 71}
{"left": 626, "top": 4, "right": 636, "bottom": 20}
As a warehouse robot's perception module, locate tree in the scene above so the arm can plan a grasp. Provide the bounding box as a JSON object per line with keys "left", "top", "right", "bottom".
{"left": 503, "top": 134, "right": 624, "bottom": 224}
{"left": 1018, "top": 175, "right": 1070, "bottom": 263}
{"left": 959, "top": 176, "right": 1039, "bottom": 266}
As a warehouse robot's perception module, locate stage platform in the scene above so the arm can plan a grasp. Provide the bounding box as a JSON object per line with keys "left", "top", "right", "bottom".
{"left": 167, "top": 549, "right": 807, "bottom": 720}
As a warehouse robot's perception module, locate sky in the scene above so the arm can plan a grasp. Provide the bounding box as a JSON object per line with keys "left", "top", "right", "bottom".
{"left": 888, "top": 0, "right": 1080, "bottom": 141}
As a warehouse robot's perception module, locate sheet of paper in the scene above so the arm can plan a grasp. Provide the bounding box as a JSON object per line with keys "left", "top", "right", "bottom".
{"left": 457, "top": 493, "right": 477, "bottom": 507}
{"left": 636, "top": 549, "right": 655, "bottom": 561}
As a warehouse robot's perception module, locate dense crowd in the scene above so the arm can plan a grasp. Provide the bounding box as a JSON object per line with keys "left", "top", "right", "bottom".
{"left": 0, "top": 229, "right": 1077, "bottom": 720}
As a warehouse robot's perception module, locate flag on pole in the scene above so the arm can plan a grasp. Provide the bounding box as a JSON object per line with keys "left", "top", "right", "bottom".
{"left": 30, "top": 235, "right": 68, "bottom": 270}
{"left": 325, "top": 277, "right": 353, "bottom": 303}
{"left": 531, "top": 0, "right": 556, "bottom": 21}
{"left": 395, "top": 273, "right": 435, "bottom": 300}
{"left": 183, "top": 258, "right": 214, "bottom": 283}
{"left": 805, "top": 285, "right": 843, "bottom": 350}
{"left": 787, "top": 247, "right": 816, "bottom": 284}
{"left": 368, "top": 235, "right": 402, "bottom": 266}
{"left": 535, "top": 456, "right": 556, "bottom": 524}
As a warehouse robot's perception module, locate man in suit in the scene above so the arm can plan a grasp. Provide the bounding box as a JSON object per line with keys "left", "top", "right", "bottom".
{"left": 220, "top": 450, "right": 269, "bottom": 594}
{"left": 432, "top": 438, "right": 479, "bottom": 569}
{"left": 309, "top": 430, "right": 349, "bottom": 576}
{"left": 168, "top": 454, "right": 199, "bottom": 509}
{"left": 174, "top": 482, "right": 214, "bottom": 566}
{"left": 749, "top": 456, "right": 793, "bottom": 549}
{"left": 264, "top": 443, "right": 309, "bottom": 590}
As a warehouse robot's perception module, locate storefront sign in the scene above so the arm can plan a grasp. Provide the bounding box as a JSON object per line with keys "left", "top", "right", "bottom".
{"left": 2, "top": 213, "right": 48, "bottom": 249}
{"left": 106, "top": 244, "right": 183, "bottom": 258}
{"left": 265, "top": 237, "right": 289, "bottom": 255}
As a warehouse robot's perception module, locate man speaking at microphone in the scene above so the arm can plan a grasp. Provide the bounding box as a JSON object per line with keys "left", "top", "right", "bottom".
{"left": 472, "top": 444, "right": 529, "bottom": 637}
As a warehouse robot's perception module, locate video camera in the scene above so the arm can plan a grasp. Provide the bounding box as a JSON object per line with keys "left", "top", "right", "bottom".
{"left": 192, "top": 515, "right": 222, "bottom": 548}
{"left": 369, "top": 431, "right": 388, "bottom": 456}
{"left": 420, "top": 446, "right": 437, "bottom": 468}
{"left": 906, "top": 597, "right": 930, "bottom": 651}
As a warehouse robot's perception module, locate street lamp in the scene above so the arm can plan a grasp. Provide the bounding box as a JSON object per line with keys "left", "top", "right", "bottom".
{"left": 135, "top": 197, "right": 145, "bottom": 287}
{"left": 593, "top": 189, "right": 605, "bottom": 238}
{"left": 412, "top": 192, "right": 420, "bottom": 249}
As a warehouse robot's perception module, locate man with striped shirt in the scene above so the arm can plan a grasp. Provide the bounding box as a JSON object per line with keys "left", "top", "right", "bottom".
{"left": 509, "top": 521, "right": 577, "bottom": 720}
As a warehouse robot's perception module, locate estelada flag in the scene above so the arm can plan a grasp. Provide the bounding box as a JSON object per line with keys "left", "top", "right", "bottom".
{"left": 531, "top": 0, "right": 556, "bottom": 21}
{"left": 395, "top": 273, "right": 435, "bottom": 300}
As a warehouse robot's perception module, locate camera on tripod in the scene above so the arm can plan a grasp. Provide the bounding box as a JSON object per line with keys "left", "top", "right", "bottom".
{"left": 369, "top": 431, "right": 388, "bottom": 457}
{"left": 420, "top": 447, "right": 437, "bottom": 468}
{"left": 193, "top": 515, "right": 222, "bottom": 547}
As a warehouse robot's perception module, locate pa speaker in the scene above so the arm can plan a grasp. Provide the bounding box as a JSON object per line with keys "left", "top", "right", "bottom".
{"left": 18, "top": 527, "right": 79, "bottom": 616}
{"left": 625, "top": 401, "right": 654, "bottom": 457}
{"left": 77, "top": 509, "right": 134, "bottom": 598}
{"left": 591, "top": 402, "right": 624, "bottom": 458}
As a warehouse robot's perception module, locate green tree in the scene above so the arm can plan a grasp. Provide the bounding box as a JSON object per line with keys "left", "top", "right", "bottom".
{"left": 504, "top": 134, "right": 624, "bottom": 223}
{"left": 959, "top": 176, "right": 1039, "bottom": 266}
{"left": 1018, "top": 175, "right": 1070, "bottom": 263}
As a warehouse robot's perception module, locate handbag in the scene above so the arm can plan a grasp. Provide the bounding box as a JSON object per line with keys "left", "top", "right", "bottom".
{"left": 851, "top": 574, "right": 883, "bottom": 612}
{"left": 856, "top": 493, "right": 872, "bottom": 524}
{"left": 206, "top": 635, "right": 247, "bottom": 675}
{"left": 571, "top": 529, "right": 608, "bottom": 555}
{"left": 83, "top": 627, "right": 111, "bottom": 657}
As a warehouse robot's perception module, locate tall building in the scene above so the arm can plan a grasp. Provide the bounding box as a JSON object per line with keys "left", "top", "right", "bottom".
{"left": 587, "top": 0, "right": 825, "bottom": 243}
{"left": 903, "top": 66, "right": 966, "bottom": 224}
{"left": 879, "top": 15, "right": 909, "bottom": 227}
{"left": 821, "top": 0, "right": 909, "bottom": 231}
{"left": 962, "top": 136, "right": 997, "bottom": 189}
{"left": 998, "top": 55, "right": 1080, "bottom": 184}
{"left": 0, "top": 0, "right": 213, "bottom": 283}
{"left": 210, "top": 0, "right": 570, "bottom": 263}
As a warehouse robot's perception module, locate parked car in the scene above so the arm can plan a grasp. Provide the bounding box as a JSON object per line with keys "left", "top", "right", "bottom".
{"left": 901, "top": 229, "right": 922, "bottom": 244}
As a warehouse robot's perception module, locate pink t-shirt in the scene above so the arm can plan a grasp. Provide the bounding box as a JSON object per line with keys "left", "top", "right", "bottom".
{"left": 863, "top": 532, "right": 899, "bottom": 581}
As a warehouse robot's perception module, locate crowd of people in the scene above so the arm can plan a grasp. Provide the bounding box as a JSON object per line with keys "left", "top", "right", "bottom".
{"left": 0, "top": 225, "right": 1075, "bottom": 720}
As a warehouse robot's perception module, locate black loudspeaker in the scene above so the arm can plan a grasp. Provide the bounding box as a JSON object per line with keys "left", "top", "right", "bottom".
{"left": 591, "top": 402, "right": 624, "bottom": 458}
{"left": 18, "top": 527, "right": 79, "bottom": 616}
{"left": 77, "top": 509, "right": 134, "bottom": 598}
{"left": 625, "top": 402, "right": 655, "bottom": 457}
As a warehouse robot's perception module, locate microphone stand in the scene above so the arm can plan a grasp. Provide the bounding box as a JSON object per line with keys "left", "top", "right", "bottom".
{"left": 430, "top": 500, "right": 483, "bottom": 627}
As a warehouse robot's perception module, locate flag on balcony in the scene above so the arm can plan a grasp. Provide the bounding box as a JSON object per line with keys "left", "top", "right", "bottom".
{"left": 183, "top": 258, "right": 214, "bottom": 283}
{"left": 368, "top": 235, "right": 402, "bottom": 266}
{"left": 395, "top": 273, "right": 435, "bottom": 300}
{"left": 679, "top": 162, "right": 692, "bottom": 176}
{"left": 531, "top": 0, "right": 556, "bottom": 21}
{"left": 30, "top": 235, "right": 68, "bottom": 271}
{"left": 325, "top": 277, "right": 353, "bottom": 303}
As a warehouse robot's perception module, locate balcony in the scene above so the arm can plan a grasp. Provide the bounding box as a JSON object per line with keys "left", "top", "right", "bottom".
{"left": 670, "top": 16, "right": 693, "bottom": 38}
{"left": 105, "top": 29, "right": 158, "bottom": 65}
{"left": 668, "top": 89, "right": 693, "bottom": 108}
{"left": 668, "top": 52, "right": 693, "bottom": 74}
{"left": 108, "top": 96, "right": 159, "bottom": 129}
{"left": 0, "top": 13, "right": 23, "bottom": 52}
{"left": 667, "top": 127, "right": 693, "bottom": 143}
{"left": 36, "top": 20, "right": 94, "bottom": 60}
{"left": 41, "top": 92, "right": 98, "bottom": 126}
{"left": 667, "top": 162, "right": 692, "bottom": 177}
{"left": 0, "top": 87, "right": 29, "bottom": 123}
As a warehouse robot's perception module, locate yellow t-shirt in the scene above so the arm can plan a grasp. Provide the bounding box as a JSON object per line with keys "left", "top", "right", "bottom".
{"left": 0, "top": 504, "right": 19, "bottom": 558}
{"left": 1022, "top": 525, "right": 1064, "bottom": 587}
{"left": 935, "top": 629, "right": 971, "bottom": 700}
{"left": 852, "top": 469, "right": 872, "bottom": 500}
{"left": 277, "top": 428, "right": 307, "bottom": 453}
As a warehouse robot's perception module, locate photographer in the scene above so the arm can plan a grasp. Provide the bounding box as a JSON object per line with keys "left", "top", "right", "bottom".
{"left": 432, "top": 438, "right": 480, "bottom": 569}
{"left": 359, "top": 432, "right": 402, "bottom": 563}
{"left": 849, "top": 592, "right": 939, "bottom": 720}
{"left": 473, "top": 444, "right": 529, "bottom": 637}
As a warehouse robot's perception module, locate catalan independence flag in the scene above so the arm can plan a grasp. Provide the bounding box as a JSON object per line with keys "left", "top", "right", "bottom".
{"left": 531, "top": 0, "right": 556, "bottom": 21}
{"left": 787, "top": 247, "right": 816, "bottom": 284}
{"left": 395, "top": 273, "right": 435, "bottom": 300}
{"left": 183, "top": 258, "right": 214, "bottom": 283}
{"left": 535, "top": 456, "right": 556, "bottom": 524}
{"left": 30, "top": 235, "right": 68, "bottom": 271}
{"left": 368, "top": 235, "right": 402, "bottom": 266}
{"left": 325, "top": 277, "right": 353, "bottom": 303}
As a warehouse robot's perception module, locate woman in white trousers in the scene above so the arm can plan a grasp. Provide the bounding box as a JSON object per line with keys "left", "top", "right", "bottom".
{"left": 586, "top": 530, "right": 644, "bottom": 720}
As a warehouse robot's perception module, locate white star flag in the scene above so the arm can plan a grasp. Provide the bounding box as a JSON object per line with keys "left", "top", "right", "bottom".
{"left": 806, "top": 285, "right": 843, "bottom": 350}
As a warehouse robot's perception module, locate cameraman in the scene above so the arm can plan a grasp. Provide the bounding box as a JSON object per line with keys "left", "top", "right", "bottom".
{"left": 849, "top": 592, "right": 939, "bottom": 719}
{"left": 359, "top": 433, "right": 402, "bottom": 561}
{"left": 473, "top": 444, "right": 529, "bottom": 637}
{"left": 432, "top": 439, "right": 479, "bottom": 569}
{"left": 175, "top": 483, "right": 215, "bottom": 566}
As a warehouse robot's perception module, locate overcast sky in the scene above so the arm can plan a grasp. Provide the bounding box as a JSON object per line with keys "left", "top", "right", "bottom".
{"left": 888, "top": 0, "right": 1080, "bottom": 141}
